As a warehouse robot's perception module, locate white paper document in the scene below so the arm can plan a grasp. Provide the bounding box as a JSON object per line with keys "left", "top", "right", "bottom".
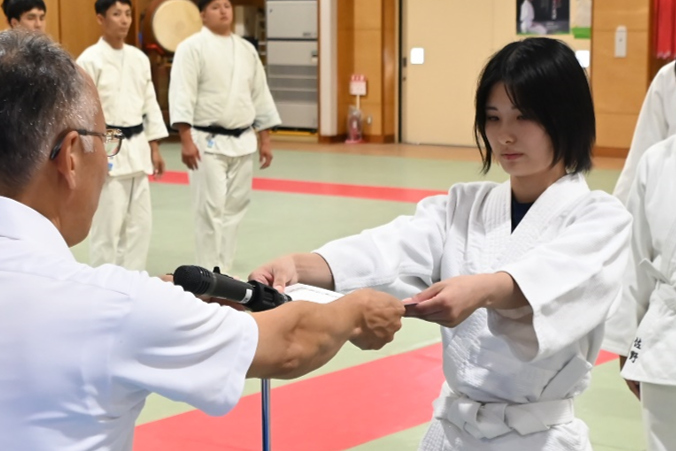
{"left": 285, "top": 283, "right": 343, "bottom": 304}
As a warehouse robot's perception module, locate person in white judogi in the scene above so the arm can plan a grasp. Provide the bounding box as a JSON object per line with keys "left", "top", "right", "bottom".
{"left": 169, "top": 0, "right": 281, "bottom": 273}
{"left": 603, "top": 137, "right": 676, "bottom": 451}
{"left": 250, "top": 38, "right": 632, "bottom": 450}
{"left": 77, "top": 0, "right": 167, "bottom": 271}
{"left": 613, "top": 61, "right": 676, "bottom": 204}
{"left": 519, "top": 0, "right": 547, "bottom": 35}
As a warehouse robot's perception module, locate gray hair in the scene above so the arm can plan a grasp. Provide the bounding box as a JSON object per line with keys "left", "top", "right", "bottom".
{"left": 0, "top": 30, "right": 97, "bottom": 196}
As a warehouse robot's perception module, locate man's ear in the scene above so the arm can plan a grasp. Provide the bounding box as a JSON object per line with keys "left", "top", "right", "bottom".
{"left": 53, "top": 131, "right": 80, "bottom": 190}
{"left": 96, "top": 13, "right": 105, "bottom": 26}
{"left": 9, "top": 18, "right": 19, "bottom": 28}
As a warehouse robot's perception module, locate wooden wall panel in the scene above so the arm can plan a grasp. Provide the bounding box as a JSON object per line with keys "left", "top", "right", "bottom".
{"left": 318, "top": 0, "right": 399, "bottom": 141}
{"left": 596, "top": 113, "right": 640, "bottom": 148}
{"left": 593, "top": 0, "right": 650, "bottom": 31}
{"left": 592, "top": 30, "right": 650, "bottom": 114}
{"left": 354, "top": 0, "right": 382, "bottom": 136}
{"left": 354, "top": 29, "right": 382, "bottom": 104}
{"left": 59, "top": 0, "right": 101, "bottom": 57}
{"left": 382, "top": 0, "right": 396, "bottom": 138}
{"left": 591, "top": 0, "right": 651, "bottom": 151}
{"left": 359, "top": 100, "right": 382, "bottom": 135}
{"left": 336, "top": 0, "right": 354, "bottom": 136}
{"left": 44, "top": 0, "right": 60, "bottom": 39}
{"left": 331, "top": 0, "right": 395, "bottom": 141}
{"left": 354, "top": 0, "right": 381, "bottom": 30}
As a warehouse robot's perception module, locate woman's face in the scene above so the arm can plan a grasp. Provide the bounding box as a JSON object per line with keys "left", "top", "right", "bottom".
{"left": 484, "top": 82, "right": 563, "bottom": 179}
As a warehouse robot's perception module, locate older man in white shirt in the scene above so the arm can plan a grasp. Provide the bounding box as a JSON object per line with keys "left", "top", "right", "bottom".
{"left": 169, "top": 0, "right": 281, "bottom": 273}
{"left": 0, "top": 30, "right": 404, "bottom": 451}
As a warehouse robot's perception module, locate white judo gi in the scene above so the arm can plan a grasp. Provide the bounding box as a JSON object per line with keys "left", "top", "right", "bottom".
{"left": 169, "top": 27, "right": 281, "bottom": 272}
{"left": 77, "top": 38, "right": 168, "bottom": 271}
{"left": 614, "top": 61, "right": 676, "bottom": 204}
{"left": 520, "top": 0, "right": 535, "bottom": 33}
{"left": 604, "top": 136, "right": 676, "bottom": 451}
{"left": 316, "top": 174, "right": 631, "bottom": 450}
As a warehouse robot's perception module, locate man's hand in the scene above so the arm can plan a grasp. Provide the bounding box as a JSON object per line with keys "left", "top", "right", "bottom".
{"left": 151, "top": 142, "right": 165, "bottom": 179}
{"left": 619, "top": 355, "right": 641, "bottom": 400}
{"left": 181, "top": 141, "right": 201, "bottom": 170}
{"left": 344, "top": 289, "right": 405, "bottom": 350}
{"left": 258, "top": 129, "right": 273, "bottom": 169}
{"left": 175, "top": 123, "right": 201, "bottom": 170}
{"left": 259, "top": 141, "right": 273, "bottom": 169}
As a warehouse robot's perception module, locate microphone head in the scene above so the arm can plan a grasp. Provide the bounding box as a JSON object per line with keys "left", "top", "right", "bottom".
{"left": 173, "top": 265, "right": 213, "bottom": 296}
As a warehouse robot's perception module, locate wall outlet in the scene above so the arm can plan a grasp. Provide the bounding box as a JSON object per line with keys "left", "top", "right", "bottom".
{"left": 366, "top": 116, "right": 373, "bottom": 125}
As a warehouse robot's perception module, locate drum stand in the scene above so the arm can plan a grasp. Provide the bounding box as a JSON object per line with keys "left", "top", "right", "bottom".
{"left": 262, "top": 379, "right": 271, "bottom": 451}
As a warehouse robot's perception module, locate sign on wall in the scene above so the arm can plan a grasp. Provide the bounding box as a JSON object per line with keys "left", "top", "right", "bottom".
{"left": 349, "top": 75, "right": 367, "bottom": 96}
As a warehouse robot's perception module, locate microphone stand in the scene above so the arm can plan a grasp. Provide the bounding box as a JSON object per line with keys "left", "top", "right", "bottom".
{"left": 262, "top": 379, "right": 271, "bottom": 451}
{"left": 174, "top": 266, "right": 288, "bottom": 451}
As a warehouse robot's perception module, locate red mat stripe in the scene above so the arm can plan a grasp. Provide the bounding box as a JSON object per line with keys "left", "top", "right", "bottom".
{"left": 152, "top": 171, "right": 446, "bottom": 203}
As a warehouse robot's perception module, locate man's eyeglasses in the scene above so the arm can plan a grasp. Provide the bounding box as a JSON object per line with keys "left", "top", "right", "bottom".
{"left": 49, "top": 129, "right": 125, "bottom": 160}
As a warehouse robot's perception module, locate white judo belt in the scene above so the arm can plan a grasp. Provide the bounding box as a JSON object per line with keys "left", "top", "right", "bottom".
{"left": 640, "top": 258, "right": 676, "bottom": 311}
{"left": 433, "top": 387, "right": 575, "bottom": 440}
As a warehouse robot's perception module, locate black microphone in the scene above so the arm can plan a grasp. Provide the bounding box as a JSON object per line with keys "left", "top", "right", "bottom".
{"left": 173, "top": 265, "right": 291, "bottom": 312}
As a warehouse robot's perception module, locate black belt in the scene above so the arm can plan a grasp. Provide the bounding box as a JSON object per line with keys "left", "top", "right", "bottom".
{"left": 108, "top": 123, "right": 144, "bottom": 140}
{"left": 193, "top": 124, "right": 252, "bottom": 138}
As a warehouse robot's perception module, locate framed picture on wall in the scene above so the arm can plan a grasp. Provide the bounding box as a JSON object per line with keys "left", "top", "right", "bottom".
{"left": 517, "top": 0, "right": 570, "bottom": 36}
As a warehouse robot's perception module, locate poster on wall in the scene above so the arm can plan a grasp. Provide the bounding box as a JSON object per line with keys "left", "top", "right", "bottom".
{"left": 517, "top": 0, "right": 570, "bottom": 35}
{"left": 572, "top": 0, "right": 591, "bottom": 39}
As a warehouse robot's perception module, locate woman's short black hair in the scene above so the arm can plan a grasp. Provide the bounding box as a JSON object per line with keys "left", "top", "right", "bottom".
{"left": 94, "top": 0, "right": 132, "bottom": 16}
{"left": 474, "top": 37, "right": 595, "bottom": 174}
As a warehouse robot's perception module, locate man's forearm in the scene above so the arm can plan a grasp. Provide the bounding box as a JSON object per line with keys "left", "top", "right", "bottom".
{"left": 247, "top": 297, "right": 361, "bottom": 379}
{"left": 258, "top": 129, "right": 271, "bottom": 145}
{"left": 174, "top": 123, "right": 193, "bottom": 145}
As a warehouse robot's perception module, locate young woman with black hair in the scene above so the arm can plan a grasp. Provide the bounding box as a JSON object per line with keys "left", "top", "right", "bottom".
{"left": 251, "top": 38, "right": 632, "bottom": 450}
